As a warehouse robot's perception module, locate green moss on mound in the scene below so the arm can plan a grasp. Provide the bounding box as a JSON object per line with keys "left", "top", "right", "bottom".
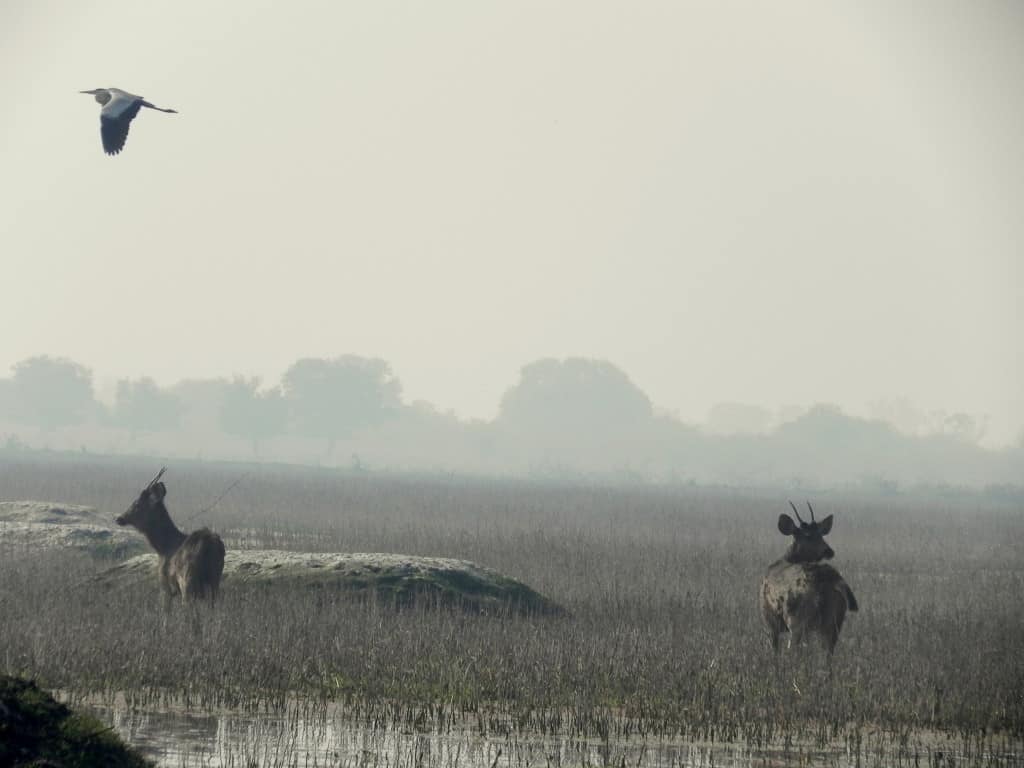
{"left": 0, "top": 676, "right": 152, "bottom": 768}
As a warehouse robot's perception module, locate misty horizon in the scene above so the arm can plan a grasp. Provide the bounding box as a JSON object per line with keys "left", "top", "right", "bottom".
{"left": 2, "top": 2, "right": 1021, "bottom": 451}
{"left": 1, "top": 351, "right": 1018, "bottom": 491}
{"left": 0, "top": 350, "right": 1008, "bottom": 448}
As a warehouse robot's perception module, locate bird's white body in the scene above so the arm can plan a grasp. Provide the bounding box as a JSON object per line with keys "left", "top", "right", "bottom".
{"left": 80, "top": 86, "right": 177, "bottom": 155}
{"left": 100, "top": 88, "right": 145, "bottom": 119}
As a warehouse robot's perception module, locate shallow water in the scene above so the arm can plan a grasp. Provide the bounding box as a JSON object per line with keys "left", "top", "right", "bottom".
{"left": 79, "top": 698, "right": 1022, "bottom": 768}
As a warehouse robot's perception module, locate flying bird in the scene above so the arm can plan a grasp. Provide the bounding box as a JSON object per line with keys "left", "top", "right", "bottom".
{"left": 79, "top": 88, "right": 178, "bottom": 155}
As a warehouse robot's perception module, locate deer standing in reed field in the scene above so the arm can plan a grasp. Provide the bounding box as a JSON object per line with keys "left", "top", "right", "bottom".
{"left": 116, "top": 468, "right": 226, "bottom": 603}
{"left": 760, "top": 502, "right": 858, "bottom": 654}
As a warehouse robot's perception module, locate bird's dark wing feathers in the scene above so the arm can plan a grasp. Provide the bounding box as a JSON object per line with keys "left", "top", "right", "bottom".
{"left": 100, "top": 101, "right": 143, "bottom": 155}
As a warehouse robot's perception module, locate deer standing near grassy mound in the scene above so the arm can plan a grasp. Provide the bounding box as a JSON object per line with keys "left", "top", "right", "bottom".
{"left": 116, "top": 468, "right": 225, "bottom": 602}
{"left": 760, "top": 502, "right": 858, "bottom": 654}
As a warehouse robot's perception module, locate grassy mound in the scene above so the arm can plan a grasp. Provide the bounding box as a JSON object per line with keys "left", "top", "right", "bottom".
{"left": 0, "top": 502, "right": 146, "bottom": 560}
{"left": 0, "top": 676, "right": 151, "bottom": 768}
{"left": 93, "top": 549, "right": 563, "bottom": 614}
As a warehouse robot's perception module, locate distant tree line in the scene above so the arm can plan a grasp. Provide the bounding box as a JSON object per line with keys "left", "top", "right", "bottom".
{"left": 0, "top": 354, "right": 1019, "bottom": 487}
{"left": 0, "top": 354, "right": 402, "bottom": 455}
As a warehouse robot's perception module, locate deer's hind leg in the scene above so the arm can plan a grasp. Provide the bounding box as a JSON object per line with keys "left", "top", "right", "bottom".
{"left": 761, "top": 592, "right": 788, "bottom": 654}
{"left": 818, "top": 592, "right": 847, "bottom": 655}
{"left": 159, "top": 569, "right": 179, "bottom": 614}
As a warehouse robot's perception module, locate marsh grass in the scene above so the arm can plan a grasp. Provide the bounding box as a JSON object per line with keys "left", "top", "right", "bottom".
{"left": 82, "top": 698, "right": 1023, "bottom": 768}
{"left": 0, "top": 453, "right": 1022, "bottom": 750}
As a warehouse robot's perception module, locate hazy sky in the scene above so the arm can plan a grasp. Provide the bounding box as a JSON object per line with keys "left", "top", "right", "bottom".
{"left": 2, "top": 2, "right": 1021, "bottom": 446}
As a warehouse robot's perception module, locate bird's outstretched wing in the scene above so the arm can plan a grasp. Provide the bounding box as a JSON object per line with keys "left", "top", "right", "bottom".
{"left": 100, "top": 101, "right": 143, "bottom": 155}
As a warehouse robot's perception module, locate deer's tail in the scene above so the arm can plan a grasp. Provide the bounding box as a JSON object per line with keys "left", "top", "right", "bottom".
{"left": 193, "top": 529, "right": 226, "bottom": 589}
{"left": 840, "top": 582, "right": 859, "bottom": 612}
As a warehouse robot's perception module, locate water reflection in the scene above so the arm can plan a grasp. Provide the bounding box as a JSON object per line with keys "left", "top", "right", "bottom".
{"left": 83, "top": 700, "right": 1018, "bottom": 768}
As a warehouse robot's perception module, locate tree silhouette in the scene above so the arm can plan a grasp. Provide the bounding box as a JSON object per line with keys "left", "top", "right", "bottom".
{"left": 281, "top": 356, "right": 402, "bottom": 454}
{"left": 220, "top": 377, "right": 288, "bottom": 455}
{"left": 776, "top": 403, "right": 897, "bottom": 446}
{"left": 171, "top": 378, "right": 234, "bottom": 433}
{"left": 705, "top": 402, "right": 773, "bottom": 435}
{"left": 112, "top": 377, "right": 181, "bottom": 437}
{"left": 498, "top": 357, "right": 653, "bottom": 438}
{"left": 9, "top": 356, "right": 96, "bottom": 430}
{"left": 939, "top": 412, "right": 988, "bottom": 444}
{"left": 0, "top": 378, "right": 12, "bottom": 421}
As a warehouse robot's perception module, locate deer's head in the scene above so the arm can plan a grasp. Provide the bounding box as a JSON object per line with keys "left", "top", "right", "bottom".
{"left": 116, "top": 467, "right": 169, "bottom": 530}
{"left": 778, "top": 501, "right": 835, "bottom": 563}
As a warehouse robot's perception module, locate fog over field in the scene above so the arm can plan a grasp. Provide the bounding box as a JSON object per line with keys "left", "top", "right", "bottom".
{"left": 3, "top": 7, "right": 1024, "bottom": 761}
{"left": 1, "top": 2, "right": 1021, "bottom": 480}
{"left": 0, "top": 352, "right": 1021, "bottom": 488}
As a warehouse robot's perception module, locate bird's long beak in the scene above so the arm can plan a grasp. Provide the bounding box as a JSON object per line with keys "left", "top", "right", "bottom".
{"left": 79, "top": 90, "right": 96, "bottom": 95}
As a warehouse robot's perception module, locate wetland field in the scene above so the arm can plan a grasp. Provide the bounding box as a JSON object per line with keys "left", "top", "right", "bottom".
{"left": 1, "top": 451, "right": 1022, "bottom": 766}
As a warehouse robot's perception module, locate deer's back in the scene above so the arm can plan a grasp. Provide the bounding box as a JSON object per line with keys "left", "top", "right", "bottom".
{"left": 160, "top": 528, "right": 226, "bottom": 600}
{"left": 761, "top": 559, "right": 853, "bottom": 631}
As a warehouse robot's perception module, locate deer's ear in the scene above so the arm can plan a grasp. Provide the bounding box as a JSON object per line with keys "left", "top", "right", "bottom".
{"left": 818, "top": 514, "right": 833, "bottom": 535}
{"left": 778, "top": 514, "right": 797, "bottom": 536}
{"left": 151, "top": 482, "right": 167, "bottom": 500}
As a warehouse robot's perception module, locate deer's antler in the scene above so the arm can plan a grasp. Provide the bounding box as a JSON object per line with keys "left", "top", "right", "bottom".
{"left": 788, "top": 500, "right": 805, "bottom": 525}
